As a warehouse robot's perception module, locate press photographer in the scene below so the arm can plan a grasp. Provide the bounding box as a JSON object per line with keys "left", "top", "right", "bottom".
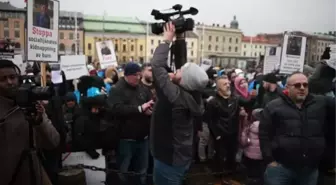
{"left": 0, "top": 59, "right": 60, "bottom": 185}
{"left": 150, "top": 22, "right": 209, "bottom": 185}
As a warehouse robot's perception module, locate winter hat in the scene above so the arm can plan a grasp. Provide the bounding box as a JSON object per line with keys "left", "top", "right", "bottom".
{"left": 263, "top": 73, "right": 278, "bottom": 84}
{"left": 124, "top": 62, "right": 141, "bottom": 76}
{"left": 64, "top": 92, "right": 77, "bottom": 102}
{"left": 180, "top": 62, "right": 209, "bottom": 91}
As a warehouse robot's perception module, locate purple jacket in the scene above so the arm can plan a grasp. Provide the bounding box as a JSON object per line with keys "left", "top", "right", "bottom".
{"left": 240, "top": 121, "right": 262, "bottom": 160}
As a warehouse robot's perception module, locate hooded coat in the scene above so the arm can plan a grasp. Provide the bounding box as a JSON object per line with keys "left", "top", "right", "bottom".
{"left": 150, "top": 43, "right": 209, "bottom": 166}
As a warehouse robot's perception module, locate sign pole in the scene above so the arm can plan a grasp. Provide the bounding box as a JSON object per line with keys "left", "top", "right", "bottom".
{"left": 40, "top": 62, "right": 47, "bottom": 87}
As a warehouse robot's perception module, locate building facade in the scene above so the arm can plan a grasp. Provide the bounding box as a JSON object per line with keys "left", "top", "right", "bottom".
{"left": 145, "top": 31, "right": 199, "bottom": 63}
{"left": 83, "top": 15, "right": 146, "bottom": 64}
{"left": 241, "top": 35, "right": 278, "bottom": 57}
{"left": 0, "top": 2, "right": 25, "bottom": 55}
{"left": 59, "top": 11, "right": 85, "bottom": 55}
{"left": 195, "top": 16, "right": 246, "bottom": 67}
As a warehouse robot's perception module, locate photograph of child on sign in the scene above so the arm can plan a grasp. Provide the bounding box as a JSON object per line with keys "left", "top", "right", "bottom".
{"left": 286, "top": 36, "right": 302, "bottom": 56}
{"left": 33, "top": 0, "right": 54, "bottom": 29}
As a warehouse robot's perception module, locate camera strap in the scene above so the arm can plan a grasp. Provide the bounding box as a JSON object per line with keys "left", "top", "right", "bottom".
{"left": 0, "top": 106, "right": 20, "bottom": 127}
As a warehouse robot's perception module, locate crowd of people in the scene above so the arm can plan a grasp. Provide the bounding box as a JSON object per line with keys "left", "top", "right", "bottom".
{"left": 0, "top": 22, "right": 335, "bottom": 185}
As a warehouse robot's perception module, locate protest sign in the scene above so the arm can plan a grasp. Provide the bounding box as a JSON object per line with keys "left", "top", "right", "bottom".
{"left": 200, "top": 58, "right": 212, "bottom": 71}
{"left": 326, "top": 44, "right": 336, "bottom": 70}
{"left": 27, "top": 0, "right": 59, "bottom": 62}
{"left": 61, "top": 55, "right": 88, "bottom": 80}
{"left": 263, "top": 46, "right": 282, "bottom": 74}
{"left": 96, "top": 40, "right": 117, "bottom": 68}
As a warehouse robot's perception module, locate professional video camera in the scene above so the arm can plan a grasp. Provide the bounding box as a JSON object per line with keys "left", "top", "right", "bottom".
{"left": 151, "top": 4, "right": 198, "bottom": 34}
{"left": 15, "top": 75, "right": 53, "bottom": 113}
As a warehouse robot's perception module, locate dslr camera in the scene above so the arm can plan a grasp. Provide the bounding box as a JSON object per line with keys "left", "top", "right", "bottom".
{"left": 151, "top": 4, "right": 198, "bottom": 34}
{"left": 16, "top": 75, "right": 53, "bottom": 113}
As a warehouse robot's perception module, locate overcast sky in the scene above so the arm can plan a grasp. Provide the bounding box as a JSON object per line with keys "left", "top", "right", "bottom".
{"left": 5, "top": 0, "right": 336, "bottom": 35}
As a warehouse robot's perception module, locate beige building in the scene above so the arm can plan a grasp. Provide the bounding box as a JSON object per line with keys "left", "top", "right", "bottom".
{"left": 241, "top": 35, "right": 278, "bottom": 57}
{"left": 146, "top": 31, "right": 199, "bottom": 63}
{"left": 195, "top": 16, "right": 245, "bottom": 67}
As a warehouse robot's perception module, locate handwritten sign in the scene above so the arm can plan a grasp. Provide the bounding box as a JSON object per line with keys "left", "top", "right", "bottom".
{"left": 61, "top": 55, "right": 88, "bottom": 80}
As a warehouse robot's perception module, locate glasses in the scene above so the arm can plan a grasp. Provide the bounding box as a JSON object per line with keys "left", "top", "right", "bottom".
{"left": 289, "top": 82, "right": 308, "bottom": 89}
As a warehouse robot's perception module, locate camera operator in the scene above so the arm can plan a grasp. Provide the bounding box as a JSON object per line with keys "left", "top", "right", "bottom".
{"left": 0, "top": 59, "right": 60, "bottom": 185}
{"left": 150, "top": 22, "right": 209, "bottom": 185}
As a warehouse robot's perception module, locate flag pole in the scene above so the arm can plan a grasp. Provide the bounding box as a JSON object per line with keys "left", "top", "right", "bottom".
{"left": 145, "top": 21, "right": 149, "bottom": 62}
{"left": 74, "top": 12, "right": 78, "bottom": 55}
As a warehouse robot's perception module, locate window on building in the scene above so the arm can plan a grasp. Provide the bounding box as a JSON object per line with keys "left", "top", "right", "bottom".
{"left": 243, "top": 51, "right": 246, "bottom": 56}
{"left": 208, "top": 44, "right": 211, "bottom": 51}
{"left": 13, "top": 30, "right": 20, "bottom": 38}
{"left": 140, "top": 45, "right": 143, "bottom": 51}
{"left": 223, "top": 37, "right": 225, "bottom": 42}
{"left": 151, "top": 49, "right": 154, "bottom": 54}
{"left": 131, "top": 45, "right": 134, "bottom": 52}
{"left": 229, "top": 46, "right": 231, "bottom": 52}
{"left": 123, "top": 44, "right": 126, "bottom": 52}
{"left": 209, "top": 36, "right": 212, "bottom": 41}
{"left": 88, "top": 43, "right": 92, "bottom": 50}
{"left": 244, "top": 44, "right": 246, "bottom": 48}
{"left": 236, "top": 38, "right": 238, "bottom": 43}
{"left": 71, "top": 44, "right": 76, "bottom": 53}
{"left": 60, "top": 32, "right": 64, "bottom": 39}
{"left": 235, "top": 47, "right": 238, "bottom": 52}
{"left": 115, "top": 44, "right": 118, "bottom": 51}
{"left": 14, "top": 21, "right": 20, "bottom": 29}
{"left": 255, "top": 45, "right": 257, "bottom": 48}
{"left": 254, "top": 52, "right": 257, "bottom": 56}
{"left": 229, "top": 37, "right": 232, "bottom": 43}
{"left": 191, "top": 51, "right": 194, "bottom": 56}
{"left": 60, "top": 43, "right": 65, "bottom": 51}
{"left": 200, "top": 44, "right": 203, "bottom": 50}
{"left": 4, "top": 30, "right": 9, "bottom": 37}
{"left": 215, "top": 45, "right": 218, "bottom": 51}
{"left": 3, "top": 20, "right": 8, "bottom": 28}
{"left": 259, "top": 45, "right": 262, "bottom": 49}
{"left": 191, "top": 42, "right": 194, "bottom": 47}
{"left": 69, "top": 33, "right": 74, "bottom": 40}
{"left": 216, "top": 37, "right": 219, "bottom": 42}
{"left": 77, "top": 33, "right": 80, "bottom": 39}
{"left": 122, "top": 56, "right": 126, "bottom": 62}
{"left": 151, "top": 40, "right": 154, "bottom": 45}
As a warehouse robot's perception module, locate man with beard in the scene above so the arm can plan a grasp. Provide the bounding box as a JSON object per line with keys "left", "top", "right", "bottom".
{"left": 141, "top": 63, "right": 155, "bottom": 100}
{"left": 260, "top": 72, "right": 335, "bottom": 185}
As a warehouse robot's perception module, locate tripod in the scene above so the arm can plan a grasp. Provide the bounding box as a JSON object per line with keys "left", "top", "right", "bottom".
{"left": 170, "top": 33, "right": 187, "bottom": 71}
{"left": 9, "top": 110, "right": 38, "bottom": 185}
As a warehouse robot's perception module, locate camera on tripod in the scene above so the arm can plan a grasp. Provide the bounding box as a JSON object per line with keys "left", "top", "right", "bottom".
{"left": 150, "top": 4, "right": 198, "bottom": 34}
{"left": 15, "top": 75, "right": 53, "bottom": 113}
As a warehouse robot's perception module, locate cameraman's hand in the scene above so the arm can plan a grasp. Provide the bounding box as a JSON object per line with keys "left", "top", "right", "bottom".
{"left": 164, "top": 22, "right": 175, "bottom": 42}
{"left": 34, "top": 101, "right": 46, "bottom": 124}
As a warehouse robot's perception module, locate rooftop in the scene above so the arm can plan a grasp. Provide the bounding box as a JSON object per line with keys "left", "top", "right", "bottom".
{"left": 242, "top": 36, "right": 270, "bottom": 44}
{"left": 0, "top": 2, "right": 25, "bottom": 12}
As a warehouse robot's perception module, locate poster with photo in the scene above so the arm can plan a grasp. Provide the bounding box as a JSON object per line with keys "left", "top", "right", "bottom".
{"left": 263, "top": 46, "right": 282, "bottom": 74}
{"left": 27, "top": 0, "right": 59, "bottom": 62}
{"left": 95, "top": 40, "right": 117, "bottom": 69}
{"left": 279, "top": 34, "right": 306, "bottom": 74}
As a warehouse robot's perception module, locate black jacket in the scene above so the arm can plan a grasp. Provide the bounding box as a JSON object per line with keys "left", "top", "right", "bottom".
{"left": 259, "top": 93, "right": 335, "bottom": 168}
{"left": 108, "top": 78, "right": 152, "bottom": 140}
{"left": 205, "top": 94, "right": 254, "bottom": 138}
{"left": 150, "top": 44, "right": 203, "bottom": 166}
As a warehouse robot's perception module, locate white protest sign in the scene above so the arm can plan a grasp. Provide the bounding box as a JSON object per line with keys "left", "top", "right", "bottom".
{"left": 200, "top": 58, "right": 212, "bottom": 71}
{"left": 279, "top": 34, "right": 306, "bottom": 74}
{"left": 326, "top": 44, "right": 336, "bottom": 70}
{"left": 27, "top": 0, "right": 59, "bottom": 62}
{"left": 12, "top": 55, "right": 26, "bottom": 74}
{"left": 263, "top": 46, "right": 282, "bottom": 74}
{"left": 62, "top": 150, "right": 106, "bottom": 185}
{"left": 51, "top": 70, "right": 63, "bottom": 84}
{"left": 61, "top": 55, "right": 88, "bottom": 80}
{"left": 96, "top": 40, "right": 117, "bottom": 69}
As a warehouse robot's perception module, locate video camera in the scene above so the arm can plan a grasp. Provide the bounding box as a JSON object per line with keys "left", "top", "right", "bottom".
{"left": 16, "top": 75, "right": 53, "bottom": 113}
{"left": 150, "top": 4, "right": 198, "bottom": 34}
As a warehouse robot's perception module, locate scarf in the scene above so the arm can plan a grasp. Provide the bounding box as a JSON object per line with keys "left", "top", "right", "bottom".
{"left": 234, "top": 76, "right": 249, "bottom": 99}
